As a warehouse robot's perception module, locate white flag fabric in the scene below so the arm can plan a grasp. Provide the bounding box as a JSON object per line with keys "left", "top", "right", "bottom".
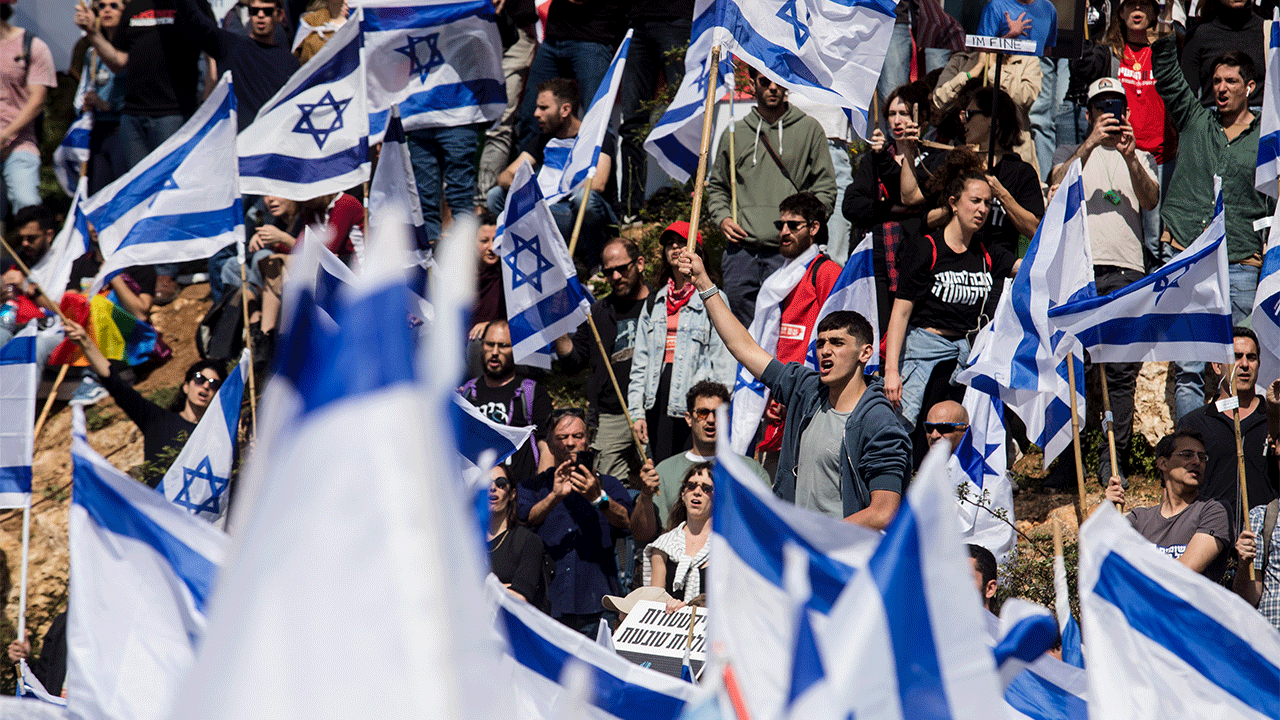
{"left": 53, "top": 112, "right": 91, "bottom": 197}
{"left": 955, "top": 386, "right": 1015, "bottom": 564}
{"left": 368, "top": 105, "right": 429, "bottom": 252}
{"left": 361, "top": 0, "right": 506, "bottom": 141}
{"left": 820, "top": 441, "right": 1006, "bottom": 720}
{"left": 711, "top": 416, "right": 881, "bottom": 720}
{"left": 1004, "top": 653, "right": 1088, "bottom": 720}
{"left": 67, "top": 407, "right": 228, "bottom": 720}
{"left": 490, "top": 577, "right": 697, "bottom": 720}
{"left": 0, "top": 694, "right": 68, "bottom": 719}
{"left": 493, "top": 162, "right": 593, "bottom": 365}
{"left": 1079, "top": 502, "right": 1280, "bottom": 720}
{"left": 167, "top": 217, "right": 503, "bottom": 720}
{"left": 83, "top": 74, "right": 242, "bottom": 296}
{"left": 728, "top": 244, "right": 820, "bottom": 454}
{"left": 549, "top": 30, "right": 632, "bottom": 204}
{"left": 991, "top": 600, "right": 1060, "bottom": 690}
{"left": 0, "top": 323, "right": 37, "bottom": 509}
{"left": 712, "top": 0, "right": 895, "bottom": 139}
{"left": 1252, "top": 201, "right": 1280, "bottom": 386}
{"left": 451, "top": 392, "right": 534, "bottom": 469}
{"left": 1049, "top": 184, "right": 1233, "bottom": 366}
{"left": 156, "top": 349, "right": 249, "bottom": 528}
{"left": 238, "top": 14, "right": 370, "bottom": 200}
{"left": 27, "top": 177, "right": 91, "bottom": 305}
{"left": 1257, "top": 21, "right": 1280, "bottom": 198}
{"left": 643, "top": 0, "right": 734, "bottom": 183}
{"left": 19, "top": 659, "right": 68, "bottom": 708}
{"left": 958, "top": 162, "right": 1095, "bottom": 466}
{"left": 805, "top": 232, "right": 879, "bottom": 374}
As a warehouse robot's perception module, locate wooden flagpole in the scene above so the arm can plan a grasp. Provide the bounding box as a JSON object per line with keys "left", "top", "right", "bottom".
{"left": 237, "top": 259, "right": 258, "bottom": 438}
{"left": 585, "top": 314, "right": 648, "bottom": 463}
{"left": 1067, "top": 353, "right": 1087, "bottom": 524}
{"left": 566, "top": 169, "right": 595, "bottom": 259}
{"left": 1099, "top": 368, "right": 1122, "bottom": 511}
{"left": 1231, "top": 364, "right": 1256, "bottom": 581}
{"left": 686, "top": 45, "right": 723, "bottom": 253}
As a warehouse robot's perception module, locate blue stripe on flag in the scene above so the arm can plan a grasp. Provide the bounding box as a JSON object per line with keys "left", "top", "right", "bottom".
{"left": 993, "top": 614, "right": 1060, "bottom": 667}
{"left": 712, "top": 462, "right": 856, "bottom": 614}
{"left": 115, "top": 202, "right": 244, "bottom": 251}
{"left": 0, "top": 335, "right": 35, "bottom": 365}
{"left": 398, "top": 79, "right": 506, "bottom": 118}
{"left": 1069, "top": 313, "right": 1231, "bottom": 350}
{"left": 1050, "top": 237, "right": 1220, "bottom": 316}
{"left": 716, "top": 2, "right": 823, "bottom": 89}
{"left": 508, "top": 279, "right": 592, "bottom": 338}
{"left": 499, "top": 606, "right": 688, "bottom": 720}
{"left": 1092, "top": 551, "right": 1280, "bottom": 717}
{"left": 239, "top": 139, "right": 369, "bottom": 184}
{"left": 218, "top": 362, "right": 246, "bottom": 450}
{"left": 1005, "top": 669, "right": 1087, "bottom": 720}
{"left": 1260, "top": 131, "right": 1280, "bottom": 169}
{"left": 450, "top": 400, "right": 523, "bottom": 466}
{"left": 72, "top": 454, "right": 218, "bottom": 611}
{"left": 867, "top": 502, "right": 952, "bottom": 718}
{"left": 650, "top": 133, "right": 699, "bottom": 177}
{"left": 273, "top": 32, "right": 363, "bottom": 107}
{"left": 0, "top": 467, "right": 31, "bottom": 495}
{"left": 361, "top": 0, "right": 495, "bottom": 31}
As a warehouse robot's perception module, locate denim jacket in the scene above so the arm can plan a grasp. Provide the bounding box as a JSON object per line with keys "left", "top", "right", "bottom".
{"left": 627, "top": 284, "right": 735, "bottom": 421}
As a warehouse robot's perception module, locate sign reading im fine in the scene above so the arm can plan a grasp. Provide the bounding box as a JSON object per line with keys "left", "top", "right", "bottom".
{"left": 965, "top": 34, "right": 1037, "bottom": 54}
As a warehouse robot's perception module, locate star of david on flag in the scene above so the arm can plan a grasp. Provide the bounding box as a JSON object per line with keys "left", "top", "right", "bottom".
{"left": 493, "top": 162, "right": 592, "bottom": 366}
{"left": 394, "top": 32, "right": 446, "bottom": 82}
{"left": 157, "top": 349, "right": 250, "bottom": 528}
{"left": 293, "top": 90, "right": 353, "bottom": 150}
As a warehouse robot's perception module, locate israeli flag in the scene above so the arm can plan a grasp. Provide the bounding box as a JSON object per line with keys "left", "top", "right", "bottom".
{"left": 710, "top": 411, "right": 881, "bottom": 720}
{"left": 643, "top": 0, "right": 734, "bottom": 183}
{"left": 958, "top": 161, "right": 1095, "bottom": 467}
{"left": 28, "top": 177, "right": 91, "bottom": 305}
{"left": 1258, "top": 21, "right": 1280, "bottom": 198}
{"left": 1079, "top": 502, "right": 1280, "bottom": 720}
{"left": 1004, "top": 653, "right": 1088, "bottom": 720}
{"left": 1252, "top": 201, "right": 1280, "bottom": 387}
{"left": 780, "top": 543, "right": 837, "bottom": 720}
{"left": 490, "top": 577, "right": 697, "bottom": 720}
{"left": 548, "top": 30, "right": 632, "bottom": 205}
{"left": 450, "top": 392, "right": 534, "bottom": 469}
{"left": 820, "top": 441, "right": 1006, "bottom": 720}
{"left": 0, "top": 324, "right": 37, "bottom": 509}
{"left": 53, "top": 112, "right": 92, "bottom": 197}
{"left": 368, "top": 105, "right": 429, "bottom": 252}
{"left": 493, "top": 163, "right": 593, "bottom": 366}
{"left": 992, "top": 601, "right": 1060, "bottom": 690}
{"left": 1050, "top": 182, "right": 1233, "bottom": 366}
{"left": 713, "top": 0, "right": 895, "bottom": 139}
{"left": 156, "top": 349, "right": 249, "bottom": 528}
{"left": 362, "top": 0, "right": 506, "bottom": 141}
{"left": 805, "top": 232, "right": 879, "bottom": 374}
{"left": 956, "top": 387, "right": 1014, "bottom": 564}
{"left": 66, "top": 406, "right": 227, "bottom": 720}
{"left": 83, "top": 74, "right": 242, "bottom": 296}
{"left": 239, "top": 13, "right": 370, "bottom": 200}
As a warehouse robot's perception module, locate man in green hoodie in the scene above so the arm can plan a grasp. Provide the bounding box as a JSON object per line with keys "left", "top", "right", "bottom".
{"left": 707, "top": 67, "right": 837, "bottom": 327}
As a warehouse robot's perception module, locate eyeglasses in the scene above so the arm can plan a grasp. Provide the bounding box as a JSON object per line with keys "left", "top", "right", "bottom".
{"left": 960, "top": 107, "right": 989, "bottom": 122}
{"left": 924, "top": 422, "right": 968, "bottom": 434}
{"left": 96, "top": 2, "right": 122, "bottom": 9}
{"left": 682, "top": 481, "right": 714, "bottom": 495}
{"left": 690, "top": 407, "right": 715, "bottom": 419}
{"left": 189, "top": 373, "right": 221, "bottom": 389}
{"left": 247, "top": 6, "right": 276, "bottom": 15}
{"left": 773, "top": 220, "right": 808, "bottom": 232}
{"left": 602, "top": 259, "right": 636, "bottom": 276}
{"left": 1170, "top": 450, "right": 1209, "bottom": 462}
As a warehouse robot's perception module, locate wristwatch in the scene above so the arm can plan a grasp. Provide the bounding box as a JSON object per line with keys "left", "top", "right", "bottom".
{"left": 698, "top": 284, "right": 719, "bottom": 302}
{"left": 594, "top": 491, "right": 611, "bottom": 511}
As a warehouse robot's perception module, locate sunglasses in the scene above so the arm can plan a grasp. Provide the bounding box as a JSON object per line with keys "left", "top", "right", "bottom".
{"left": 960, "top": 107, "right": 989, "bottom": 122}
{"left": 189, "top": 374, "right": 221, "bottom": 389}
{"left": 682, "top": 481, "right": 714, "bottom": 495}
{"left": 690, "top": 407, "right": 715, "bottom": 419}
{"left": 96, "top": 2, "right": 122, "bottom": 9}
{"left": 247, "top": 6, "right": 276, "bottom": 15}
{"left": 923, "top": 422, "right": 968, "bottom": 434}
{"left": 602, "top": 258, "right": 636, "bottom": 276}
{"left": 492, "top": 476, "right": 510, "bottom": 489}
{"left": 773, "top": 219, "right": 808, "bottom": 232}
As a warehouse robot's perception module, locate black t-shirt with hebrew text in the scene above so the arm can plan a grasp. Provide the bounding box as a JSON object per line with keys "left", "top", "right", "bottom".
{"left": 896, "top": 233, "right": 1014, "bottom": 336}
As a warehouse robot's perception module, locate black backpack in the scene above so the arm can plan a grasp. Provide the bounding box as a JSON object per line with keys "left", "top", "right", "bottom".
{"left": 197, "top": 291, "right": 245, "bottom": 362}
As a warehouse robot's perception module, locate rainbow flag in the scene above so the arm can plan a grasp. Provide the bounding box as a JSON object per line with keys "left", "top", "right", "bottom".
{"left": 49, "top": 293, "right": 161, "bottom": 367}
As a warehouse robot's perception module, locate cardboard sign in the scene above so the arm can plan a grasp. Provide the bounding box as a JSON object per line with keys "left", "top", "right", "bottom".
{"left": 964, "top": 34, "right": 1037, "bottom": 55}
{"left": 612, "top": 600, "right": 707, "bottom": 679}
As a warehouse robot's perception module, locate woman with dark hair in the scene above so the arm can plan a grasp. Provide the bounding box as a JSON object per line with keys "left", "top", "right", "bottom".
{"left": 628, "top": 223, "right": 733, "bottom": 464}
{"left": 64, "top": 319, "right": 225, "bottom": 487}
{"left": 883, "top": 160, "right": 1021, "bottom": 429}
{"left": 643, "top": 462, "right": 712, "bottom": 612}
{"left": 843, "top": 83, "right": 936, "bottom": 333}
{"left": 487, "top": 465, "right": 544, "bottom": 603}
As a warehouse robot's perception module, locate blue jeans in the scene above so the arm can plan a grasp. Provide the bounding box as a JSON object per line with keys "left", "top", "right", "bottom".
{"left": 486, "top": 183, "right": 618, "bottom": 266}
{"left": 897, "top": 325, "right": 970, "bottom": 431}
{"left": 1030, "top": 58, "right": 1069, "bottom": 181}
{"left": 617, "top": 18, "right": 692, "bottom": 216}
{"left": 825, "top": 141, "right": 854, "bottom": 264}
{"left": 407, "top": 124, "right": 482, "bottom": 250}
{"left": 1142, "top": 159, "right": 1175, "bottom": 269}
{"left": 118, "top": 113, "right": 186, "bottom": 279}
{"left": 720, "top": 243, "right": 786, "bottom": 328}
{"left": 1173, "top": 263, "right": 1259, "bottom": 421}
{"left": 0, "top": 151, "right": 41, "bottom": 218}
{"left": 876, "top": 23, "right": 950, "bottom": 105}
{"left": 1054, "top": 103, "right": 1089, "bottom": 148}
{"left": 518, "top": 39, "right": 616, "bottom": 146}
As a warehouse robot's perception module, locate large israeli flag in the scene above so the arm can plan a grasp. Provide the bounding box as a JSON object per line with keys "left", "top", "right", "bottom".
{"left": 1257, "top": 21, "right": 1280, "bottom": 198}
{"left": 53, "top": 111, "right": 92, "bottom": 197}
{"left": 156, "top": 349, "right": 249, "bottom": 529}
{"left": 66, "top": 406, "right": 228, "bottom": 720}
{"left": 549, "top": 30, "right": 632, "bottom": 205}
{"left": 1252, "top": 201, "right": 1280, "bottom": 386}
{"left": 368, "top": 105, "right": 429, "bottom": 252}
{"left": 1079, "top": 502, "right": 1280, "bottom": 720}
{"left": 820, "top": 441, "right": 1006, "bottom": 720}
{"left": 643, "top": 0, "right": 734, "bottom": 183}
{"left": 490, "top": 577, "right": 697, "bottom": 720}
{"left": 711, "top": 412, "right": 881, "bottom": 720}
{"left": 1049, "top": 184, "right": 1233, "bottom": 366}
{"left": 239, "top": 14, "right": 370, "bottom": 200}
{"left": 362, "top": 0, "right": 506, "bottom": 141}
{"left": 493, "top": 163, "right": 593, "bottom": 366}
{"left": 28, "top": 177, "right": 91, "bottom": 305}
{"left": 956, "top": 386, "right": 1014, "bottom": 564}
{"left": 83, "top": 74, "right": 242, "bottom": 296}
{"left": 0, "top": 324, "right": 37, "bottom": 509}
{"left": 713, "top": 0, "right": 895, "bottom": 139}
{"left": 958, "top": 161, "right": 1095, "bottom": 466}
{"left": 805, "top": 232, "right": 879, "bottom": 374}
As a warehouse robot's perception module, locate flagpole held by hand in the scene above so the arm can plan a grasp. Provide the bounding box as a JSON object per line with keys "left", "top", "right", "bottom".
{"left": 1231, "top": 363, "right": 1256, "bottom": 581}
{"left": 0, "top": 236, "right": 71, "bottom": 325}
{"left": 1067, "top": 353, "right": 1087, "bottom": 524}
{"left": 585, "top": 313, "right": 648, "bottom": 463}
{"left": 1099, "top": 367, "right": 1121, "bottom": 510}
{"left": 686, "top": 44, "right": 722, "bottom": 253}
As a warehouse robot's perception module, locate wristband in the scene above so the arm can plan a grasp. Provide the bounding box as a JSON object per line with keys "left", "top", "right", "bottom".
{"left": 698, "top": 284, "right": 719, "bottom": 302}
{"left": 594, "top": 491, "right": 611, "bottom": 510}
